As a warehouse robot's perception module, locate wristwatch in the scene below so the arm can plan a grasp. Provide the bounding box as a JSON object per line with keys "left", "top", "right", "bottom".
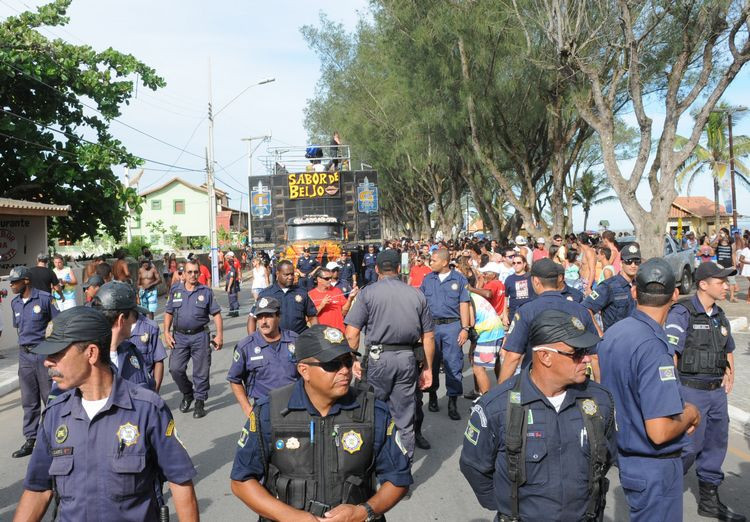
{"left": 462, "top": 326, "right": 471, "bottom": 331}
{"left": 360, "top": 502, "right": 377, "bottom": 521}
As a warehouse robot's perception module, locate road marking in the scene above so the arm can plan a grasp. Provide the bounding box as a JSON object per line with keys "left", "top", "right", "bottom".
{"left": 728, "top": 445, "right": 750, "bottom": 462}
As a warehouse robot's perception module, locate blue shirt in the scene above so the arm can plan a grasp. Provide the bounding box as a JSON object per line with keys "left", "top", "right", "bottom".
{"left": 665, "top": 295, "right": 736, "bottom": 357}
{"left": 225, "top": 264, "right": 240, "bottom": 292}
{"left": 227, "top": 330, "right": 299, "bottom": 400}
{"left": 339, "top": 259, "right": 356, "bottom": 284}
{"left": 505, "top": 273, "right": 536, "bottom": 317}
{"left": 253, "top": 283, "right": 317, "bottom": 334}
{"left": 598, "top": 309, "right": 685, "bottom": 456}
{"left": 363, "top": 253, "right": 376, "bottom": 268}
{"left": 165, "top": 283, "right": 220, "bottom": 331}
{"left": 582, "top": 274, "right": 635, "bottom": 331}
{"left": 129, "top": 314, "right": 167, "bottom": 378}
{"left": 560, "top": 284, "right": 584, "bottom": 304}
{"left": 296, "top": 255, "right": 318, "bottom": 275}
{"left": 114, "top": 341, "right": 154, "bottom": 390}
{"left": 230, "top": 379, "right": 412, "bottom": 488}
{"left": 419, "top": 270, "right": 471, "bottom": 319}
{"left": 11, "top": 289, "right": 59, "bottom": 346}
{"left": 460, "top": 368, "right": 615, "bottom": 520}
{"left": 24, "top": 376, "right": 196, "bottom": 522}
{"left": 504, "top": 291, "right": 598, "bottom": 368}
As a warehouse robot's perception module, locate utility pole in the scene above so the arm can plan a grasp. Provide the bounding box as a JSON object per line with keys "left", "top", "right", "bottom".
{"left": 206, "top": 60, "right": 219, "bottom": 286}
{"left": 242, "top": 134, "right": 271, "bottom": 250}
{"left": 728, "top": 111, "right": 738, "bottom": 230}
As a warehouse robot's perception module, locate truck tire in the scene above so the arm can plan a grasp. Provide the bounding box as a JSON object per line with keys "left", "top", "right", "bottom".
{"left": 678, "top": 267, "right": 693, "bottom": 295}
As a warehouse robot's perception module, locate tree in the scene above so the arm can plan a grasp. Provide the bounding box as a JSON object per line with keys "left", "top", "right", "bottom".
{"left": 573, "top": 171, "right": 618, "bottom": 231}
{"left": 0, "top": 0, "right": 166, "bottom": 240}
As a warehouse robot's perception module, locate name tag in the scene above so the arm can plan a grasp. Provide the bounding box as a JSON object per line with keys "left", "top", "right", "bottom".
{"left": 172, "top": 299, "right": 183, "bottom": 303}
{"left": 692, "top": 324, "right": 710, "bottom": 330}
{"left": 614, "top": 294, "right": 629, "bottom": 300}
{"left": 51, "top": 447, "right": 74, "bottom": 457}
{"left": 250, "top": 356, "right": 264, "bottom": 361}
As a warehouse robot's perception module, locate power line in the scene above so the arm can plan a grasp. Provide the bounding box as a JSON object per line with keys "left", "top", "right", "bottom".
{"left": 139, "top": 118, "right": 207, "bottom": 189}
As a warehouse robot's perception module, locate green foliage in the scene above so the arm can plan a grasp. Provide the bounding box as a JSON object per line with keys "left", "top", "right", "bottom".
{"left": 165, "top": 225, "right": 183, "bottom": 250}
{"left": 217, "top": 226, "right": 231, "bottom": 242}
{"left": 573, "top": 171, "right": 618, "bottom": 231}
{"left": 187, "top": 236, "right": 208, "bottom": 249}
{"left": 122, "top": 236, "right": 151, "bottom": 259}
{"left": 0, "top": 0, "right": 165, "bottom": 241}
{"left": 146, "top": 219, "right": 167, "bottom": 245}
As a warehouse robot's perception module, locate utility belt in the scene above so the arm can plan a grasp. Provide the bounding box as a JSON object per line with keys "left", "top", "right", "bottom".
{"left": 680, "top": 377, "right": 723, "bottom": 391}
{"left": 19, "top": 344, "right": 37, "bottom": 353}
{"left": 174, "top": 326, "right": 208, "bottom": 335}
{"left": 619, "top": 449, "right": 681, "bottom": 460}
{"left": 366, "top": 343, "right": 422, "bottom": 363}
{"left": 434, "top": 317, "right": 459, "bottom": 325}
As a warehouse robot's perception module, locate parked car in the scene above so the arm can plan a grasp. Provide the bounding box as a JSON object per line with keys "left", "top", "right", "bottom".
{"left": 618, "top": 235, "right": 695, "bottom": 294}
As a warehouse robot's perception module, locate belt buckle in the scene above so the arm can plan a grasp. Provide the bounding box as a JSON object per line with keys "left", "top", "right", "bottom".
{"left": 369, "top": 345, "right": 382, "bottom": 361}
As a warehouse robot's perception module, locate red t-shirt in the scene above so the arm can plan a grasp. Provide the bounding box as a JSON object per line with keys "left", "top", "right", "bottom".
{"left": 532, "top": 248, "right": 549, "bottom": 262}
{"left": 308, "top": 287, "right": 346, "bottom": 331}
{"left": 483, "top": 279, "right": 506, "bottom": 314}
{"left": 409, "top": 265, "right": 432, "bottom": 287}
{"left": 198, "top": 264, "right": 211, "bottom": 286}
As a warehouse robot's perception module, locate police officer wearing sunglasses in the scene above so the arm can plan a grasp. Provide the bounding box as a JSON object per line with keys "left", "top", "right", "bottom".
{"left": 461, "top": 309, "right": 614, "bottom": 522}
{"left": 582, "top": 243, "right": 640, "bottom": 332}
{"left": 230, "top": 324, "right": 412, "bottom": 521}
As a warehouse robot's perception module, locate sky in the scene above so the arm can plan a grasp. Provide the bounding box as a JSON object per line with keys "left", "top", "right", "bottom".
{"left": 2, "top": 0, "right": 749, "bottom": 233}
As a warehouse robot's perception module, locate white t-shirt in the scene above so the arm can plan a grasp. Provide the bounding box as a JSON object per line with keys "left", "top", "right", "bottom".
{"left": 81, "top": 397, "right": 109, "bottom": 420}
{"left": 110, "top": 351, "right": 119, "bottom": 368}
{"left": 547, "top": 392, "right": 567, "bottom": 413}
{"left": 438, "top": 271, "right": 451, "bottom": 283}
{"left": 739, "top": 248, "right": 750, "bottom": 277}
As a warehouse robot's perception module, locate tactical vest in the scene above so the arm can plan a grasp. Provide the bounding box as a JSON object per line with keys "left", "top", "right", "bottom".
{"left": 504, "top": 377, "right": 610, "bottom": 521}
{"left": 261, "top": 383, "right": 376, "bottom": 519}
{"left": 675, "top": 299, "right": 730, "bottom": 377}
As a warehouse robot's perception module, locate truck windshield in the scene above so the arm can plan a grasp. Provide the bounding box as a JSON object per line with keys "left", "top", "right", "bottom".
{"left": 288, "top": 224, "right": 343, "bottom": 241}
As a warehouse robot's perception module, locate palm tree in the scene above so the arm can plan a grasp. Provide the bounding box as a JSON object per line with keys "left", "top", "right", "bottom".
{"left": 676, "top": 104, "right": 750, "bottom": 233}
{"left": 573, "top": 170, "right": 618, "bottom": 231}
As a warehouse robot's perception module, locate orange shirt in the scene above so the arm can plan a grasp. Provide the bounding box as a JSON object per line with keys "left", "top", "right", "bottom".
{"left": 483, "top": 279, "right": 506, "bottom": 314}
{"left": 308, "top": 287, "right": 346, "bottom": 331}
{"left": 409, "top": 264, "right": 432, "bottom": 287}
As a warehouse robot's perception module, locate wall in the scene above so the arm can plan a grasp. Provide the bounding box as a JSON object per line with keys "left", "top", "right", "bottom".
{"left": 0, "top": 215, "right": 48, "bottom": 277}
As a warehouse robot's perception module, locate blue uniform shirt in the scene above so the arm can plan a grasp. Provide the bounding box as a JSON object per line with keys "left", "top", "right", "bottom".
{"left": 560, "top": 284, "right": 584, "bottom": 303}
{"left": 363, "top": 253, "right": 376, "bottom": 268}
{"left": 227, "top": 330, "right": 299, "bottom": 400}
{"left": 598, "top": 309, "right": 686, "bottom": 455}
{"left": 225, "top": 263, "right": 240, "bottom": 292}
{"left": 460, "top": 368, "right": 615, "bottom": 520}
{"left": 253, "top": 284, "right": 317, "bottom": 334}
{"left": 129, "top": 314, "right": 167, "bottom": 377}
{"left": 25, "top": 376, "right": 196, "bottom": 522}
{"left": 165, "top": 283, "right": 220, "bottom": 331}
{"left": 339, "top": 259, "right": 356, "bottom": 285}
{"left": 296, "top": 255, "right": 318, "bottom": 276}
{"left": 504, "top": 291, "right": 598, "bottom": 368}
{"left": 230, "top": 379, "right": 412, "bottom": 488}
{"left": 419, "top": 270, "right": 471, "bottom": 319}
{"left": 114, "top": 341, "right": 154, "bottom": 390}
{"left": 582, "top": 274, "right": 635, "bottom": 331}
{"left": 11, "top": 289, "right": 59, "bottom": 346}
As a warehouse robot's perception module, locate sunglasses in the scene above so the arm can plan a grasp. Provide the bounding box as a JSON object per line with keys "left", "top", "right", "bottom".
{"left": 318, "top": 276, "right": 332, "bottom": 281}
{"left": 512, "top": 261, "right": 524, "bottom": 265}
{"left": 305, "top": 356, "right": 354, "bottom": 372}
{"left": 533, "top": 345, "right": 591, "bottom": 363}
{"left": 186, "top": 270, "right": 200, "bottom": 274}
{"left": 623, "top": 259, "right": 641, "bottom": 266}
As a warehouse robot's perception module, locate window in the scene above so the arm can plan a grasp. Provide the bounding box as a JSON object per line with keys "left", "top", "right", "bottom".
{"left": 151, "top": 199, "right": 162, "bottom": 210}
{"left": 173, "top": 199, "right": 185, "bottom": 214}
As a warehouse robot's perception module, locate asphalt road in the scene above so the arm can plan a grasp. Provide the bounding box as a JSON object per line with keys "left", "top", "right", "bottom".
{"left": 0, "top": 288, "right": 749, "bottom": 521}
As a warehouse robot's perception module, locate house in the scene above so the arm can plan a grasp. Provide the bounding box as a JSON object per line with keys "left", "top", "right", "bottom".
{"left": 667, "top": 196, "right": 733, "bottom": 235}
{"left": 129, "top": 177, "right": 247, "bottom": 248}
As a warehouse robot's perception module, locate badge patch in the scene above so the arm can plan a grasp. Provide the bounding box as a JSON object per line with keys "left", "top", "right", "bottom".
{"left": 628, "top": 245, "right": 638, "bottom": 254}
{"left": 117, "top": 423, "right": 140, "bottom": 447}
{"left": 386, "top": 420, "right": 395, "bottom": 436}
{"left": 295, "top": 294, "right": 303, "bottom": 303}
{"left": 582, "top": 399, "right": 598, "bottom": 416}
{"left": 464, "top": 421, "right": 480, "bottom": 445}
{"left": 166, "top": 419, "right": 175, "bottom": 437}
{"left": 275, "top": 439, "right": 285, "bottom": 450}
{"left": 451, "top": 283, "right": 458, "bottom": 291}
{"left": 470, "top": 405, "right": 488, "bottom": 428}
{"left": 288, "top": 343, "right": 295, "bottom": 354}
{"left": 140, "top": 332, "right": 149, "bottom": 343}
{"left": 324, "top": 327, "right": 344, "bottom": 344}
{"left": 45, "top": 322, "right": 55, "bottom": 338}
{"left": 527, "top": 409, "right": 534, "bottom": 424}
{"left": 510, "top": 391, "right": 521, "bottom": 404}
{"left": 129, "top": 355, "right": 140, "bottom": 369}
{"left": 667, "top": 334, "right": 680, "bottom": 345}
{"left": 659, "top": 365, "right": 676, "bottom": 381}
{"left": 571, "top": 317, "right": 585, "bottom": 331}
{"left": 286, "top": 437, "right": 300, "bottom": 450}
{"left": 567, "top": 296, "right": 574, "bottom": 301}
{"left": 341, "top": 430, "right": 363, "bottom": 454}
{"left": 258, "top": 298, "right": 268, "bottom": 308}
{"left": 720, "top": 326, "right": 728, "bottom": 337}
{"left": 33, "top": 304, "right": 41, "bottom": 314}
{"left": 254, "top": 346, "right": 261, "bottom": 354}
{"left": 198, "top": 295, "right": 205, "bottom": 302}
{"left": 238, "top": 427, "right": 249, "bottom": 448}
{"left": 590, "top": 290, "right": 600, "bottom": 300}
{"left": 55, "top": 425, "right": 68, "bottom": 444}
{"left": 249, "top": 411, "right": 257, "bottom": 433}
{"left": 233, "top": 349, "right": 240, "bottom": 362}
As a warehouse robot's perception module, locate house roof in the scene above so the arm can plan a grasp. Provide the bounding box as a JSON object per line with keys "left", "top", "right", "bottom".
{"left": 139, "top": 177, "right": 228, "bottom": 198}
{"left": 669, "top": 196, "right": 729, "bottom": 219}
{"left": 0, "top": 198, "right": 71, "bottom": 217}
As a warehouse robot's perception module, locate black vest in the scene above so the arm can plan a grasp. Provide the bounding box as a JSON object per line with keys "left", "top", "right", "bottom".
{"left": 264, "top": 383, "right": 376, "bottom": 516}
{"left": 675, "top": 299, "right": 730, "bottom": 377}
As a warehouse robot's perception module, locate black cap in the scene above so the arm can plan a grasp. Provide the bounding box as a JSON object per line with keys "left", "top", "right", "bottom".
{"left": 8, "top": 266, "right": 31, "bottom": 282}
{"left": 528, "top": 309, "right": 600, "bottom": 349}
{"left": 695, "top": 261, "right": 737, "bottom": 282}
{"left": 635, "top": 258, "right": 676, "bottom": 295}
{"left": 376, "top": 249, "right": 400, "bottom": 271}
{"left": 255, "top": 296, "right": 281, "bottom": 315}
{"left": 91, "top": 281, "right": 148, "bottom": 314}
{"left": 37, "top": 252, "right": 49, "bottom": 262}
{"left": 295, "top": 325, "right": 360, "bottom": 362}
{"left": 529, "top": 258, "right": 563, "bottom": 278}
{"left": 32, "top": 307, "right": 112, "bottom": 355}
{"left": 621, "top": 243, "right": 641, "bottom": 261}
{"left": 82, "top": 275, "right": 105, "bottom": 289}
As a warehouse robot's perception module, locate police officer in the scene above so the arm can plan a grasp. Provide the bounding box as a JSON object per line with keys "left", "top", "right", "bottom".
{"left": 598, "top": 258, "right": 701, "bottom": 522}
{"left": 225, "top": 251, "right": 240, "bottom": 317}
{"left": 248, "top": 259, "right": 318, "bottom": 335}
{"left": 81, "top": 274, "right": 104, "bottom": 305}
{"left": 420, "top": 248, "right": 471, "bottom": 420}
{"left": 230, "top": 324, "right": 412, "bottom": 521}
{"left": 296, "top": 247, "right": 319, "bottom": 290}
{"left": 129, "top": 311, "right": 168, "bottom": 393}
{"left": 345, "top": 249, "right": 435, "bottom": 455}
{"left": 665, "top": 262, "right": 746, "bottom": 521}
{"left": 164, "top": 259, "right": 223, "bottom": 418}
{"left": 228, "top": 297, "right": 299, "bottom": 417}
{"left": 338, "top": 251, "right": 358, "bottom": 288}
{"left": 582, "top": 242, "right": 639, "bottom": 332}
{"left": 559, "top": 278, "right": 584, "bottom": 303}
{"left": 328, "top": 262, "right": 354, "bottom": 296}
{"left": 9, "top": 266, "right": 59, "bottom": 458}
{"left": 499, "top": 258, "right": 598, "bottom": 383}
{"left": 363, "top": 245, "right": 377, "bottom": 285}
{"left": 15, "top": 306, "right": 199, "bottom": 521}
{"left": 460, "top": 309, "right": 615, "bottom": 521}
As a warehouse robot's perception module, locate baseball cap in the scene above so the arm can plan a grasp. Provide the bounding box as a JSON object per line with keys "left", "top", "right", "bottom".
{"left": 528, "top": 309, "right": 600, "bottom": 349}
{"left": 9, "top": 266, "right": 31, "bottom": 282}
{"left": 37, "top": 252, "right": 49, "bottom": 262}
{"left": 695, "top": 261, "right": 737, "bottom": 281}
{"left": 326, "top": 262, "right": 340, "bottom": 270}
{"left": 529, "top": 258, "right": 563, "bottom": 278}
{"left": 536, "top": 237, "right": 546, "bottom": 244}
{"left": 32, "top": 306, "right": 112, "bottom": 355}
{"left": 515, "top": 235, "right": 527, "bottom": 246}
{"left": 635, "top": 258, "right": 676, "bottom": 295}
{"left": 90, "top": 281, "right": 148, "bottom": 314}
{"left": 479, "top": 262, "right": 502, "bottom": 274}
{"left": 82, "top": 274, "right": 105, "bottom": 289}
{"left": 255, "top": 296, "right": 281, "bottom": 315}
{"left": 376, "top": 249, "right": 400, "bottom": 271}
{"left": 225, "top": 251, "right": 235, "bottom": 257}
{"left": 621, "top": 243, "right": 642, "bottom": 261}
{"left": 295, "top": 324, "right": 360, "bottom": 362}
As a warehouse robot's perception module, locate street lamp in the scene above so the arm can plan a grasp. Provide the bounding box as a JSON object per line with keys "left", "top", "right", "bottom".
{"left": 242, "top": 134, "right": 271, "bottom": 249}
{"left": 711, "top": 105, "right": 748, "bottom": 230}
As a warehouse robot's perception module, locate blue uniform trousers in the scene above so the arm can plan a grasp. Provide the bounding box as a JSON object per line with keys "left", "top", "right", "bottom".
{"left": 430, "top": 322, "right": 464, "bottom": 397}
{"left": 228, "top": 289, "right": 239, "bottom": 311}
{"left": 619, "top": 455, "right": 683, "bottom": 522}
{"left": 364, "top": 267, "right": 377, "bottom": 284}
{"left": 18, "top": 347, "right": 51, "bottom": 439}
{"left": 169, "top": 331, "right": 211, "bottom": 400}
{"left": 680, "top": 384, "right": 728, "bottom": 485}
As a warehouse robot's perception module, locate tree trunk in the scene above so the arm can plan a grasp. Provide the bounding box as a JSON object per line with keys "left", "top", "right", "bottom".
{"left": 713, "top": 176, "right": 721, "bottom": 235}
{"left": 583, "top": 209, "right": 589, "bottom": 232}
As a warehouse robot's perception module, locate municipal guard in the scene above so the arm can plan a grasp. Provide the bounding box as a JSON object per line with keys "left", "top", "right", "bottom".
{"left": 227, "top": 297, "right": 299, "bottom": 417}
{"left": 225, "top": 251, "right": 241, "bottom": 317}
{"left": 296, "top": 247, "right": 319, "bottom": 290}
{"left": 559, "top": 280, "right": 584, "bottom": 303}
{"left": 598, "top": 258, "right": 701, "bottom": 522}
{"left": 363, "top": 245, "right": 377, "bottom": 285}
{"left": 164, "top": 259, "right": 223, "bottom": 419}
{"left": 328, "top": 262, "right": 354, "bottom": 296}
{"left": 82, "top": 274, "right": 104, "bottom": 304}
{"left": 582, "top": 243, "right": 639, "bottom": 331}
{"left": 420, "top": 248, "right": 471, "bottom": 420}
{"left": 499, "top": 258, "right": 598, "bottom": 383}
{"left": 229, "top": 324, "right": 412, "bottom": 521}
{"left": 248, "top": 259, "right": 318, "bottom": 335}
{"left": 15, "top": 306, "right": 199, "bottom": 521}
{"left": 129, "top": 312, "right": 168, "bottom": 393}
{"left": 345, "top": 249, "right": 436, "bottom": 455}
{"left": 460, "top": 309, "right": 615, "bottom": 521}
{"left": 665, "top": 262, "right": 746, "bottom": 521}
{"left": 338, "top": 251, "right": 358, "bottom": 288}
{"left": 9, "top": 266, "right": 59, "bottom": 458}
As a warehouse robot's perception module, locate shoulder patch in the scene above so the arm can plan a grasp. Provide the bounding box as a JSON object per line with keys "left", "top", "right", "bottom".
{"left": 659, "top": 366, "right": 677, "bottom": 381}
{"left": 667, "top": 334, "right": 680, "bottom": 345}
{"left": 589, "top": 290, "right": 600, "bottom": 300}
{"left": 470, "top": 404, "right": 488, "bottom": 428}
{"left": 464, "top": 421, "right": 480, "bottom": 445}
